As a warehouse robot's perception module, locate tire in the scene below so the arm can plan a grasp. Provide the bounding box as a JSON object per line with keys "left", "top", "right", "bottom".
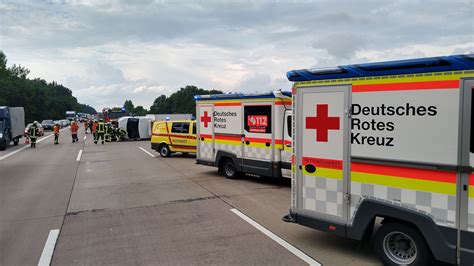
{"left": 222, "top": 159, "right": 238, "bottom": 179}
{"left": 159, "top": 144, "right": 171, "bottom": 157}
{"left": 373, "top": 222, "right": 432, "bottom": 266}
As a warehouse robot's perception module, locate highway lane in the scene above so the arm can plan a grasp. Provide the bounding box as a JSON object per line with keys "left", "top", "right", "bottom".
{"left": 0, "top": 128, "right": 83, "bottom": 265}
{"left": 1, "top": 129, "right": 380, "bottom": 265}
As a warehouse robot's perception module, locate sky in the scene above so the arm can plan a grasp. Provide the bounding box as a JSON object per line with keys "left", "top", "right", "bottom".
{"left": 1, "top": 0, "right": 473, "bottom": 111}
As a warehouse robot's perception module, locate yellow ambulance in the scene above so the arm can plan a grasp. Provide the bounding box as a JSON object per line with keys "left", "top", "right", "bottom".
{"left": 151, "top": 120, "right": 197, "bottom": 157}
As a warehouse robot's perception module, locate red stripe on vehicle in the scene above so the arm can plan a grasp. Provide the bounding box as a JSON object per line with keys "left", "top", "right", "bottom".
{"left": 353, "top": 80, "right": 459, "bottom": 93}
{"left": 215, "top": 134, "right": 242, "bottom": 141}
{"left": 302, "top": 157, "right": 343, "bottom": 170}
{"left": 170, "top": 144, "right": 196, "bottom": 150}
{"left": 199, "top": 134, "right": 212, "bottom": 138}
{"left": 153, "top": 133, "right": 196, "bottom": 139}
{"left": 351, "top": 162, "right": 457, "bottom": 183}
{"left": 275, "top": 101, "right": 292, "bottom": 106}
{"left": 470, "top": 174, "right": 474, "bottom": 186}
{"left": 244, "top": 137, "right": 272, "bottom": 143}
{"left": 214, "top": 102, "right": 241, "bottom": 106}
{"left": 275, "top": 139, "right": 292, "bottom": 145}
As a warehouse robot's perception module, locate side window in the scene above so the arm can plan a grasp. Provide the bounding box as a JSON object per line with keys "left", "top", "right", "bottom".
{"left": 244, "top": 105, "right": 272, "bottom": 134}
{"left": 287, "top": 115, "right": 292, "bottom": 137}
{"left": 171, "top": 123, "right": 183, "bottom": 133}
{"left": 181, "top": 122, "right": 190, "bottom": 134}
{"left": 192, "top": 123, "right": 196, "bottom": 134}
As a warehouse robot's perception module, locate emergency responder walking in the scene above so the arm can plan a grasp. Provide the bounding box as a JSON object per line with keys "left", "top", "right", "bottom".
{"left": 29, "top": 121, "right": 39, "bottom": 148}
{"left": 70, "top": 121, "right": 79, "bottom": 143}
{"left": 95, "top": 119, "right": 105, "bottom": 144}
{"left": 53, "top": 123, "right": 60, "bottom": 144}
{"left": 84, "top": 120, "right": 89, "bottom": 134}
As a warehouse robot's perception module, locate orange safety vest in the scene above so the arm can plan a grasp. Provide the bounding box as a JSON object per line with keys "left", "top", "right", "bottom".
{"left": 92, "top": 123, "right": 97, "bottom": 133}
{"left": 53, "top": 125, "right": 60, "bottom": 134}
{"left": 71, "top": 124, "right": 79, "bottom": 134}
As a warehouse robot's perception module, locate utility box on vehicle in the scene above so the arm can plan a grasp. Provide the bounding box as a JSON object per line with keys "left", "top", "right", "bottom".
{"left": 283, "top": 55, "right": 474, "bottom": 265}
{"left": 195, "top": 91, "right": 292, "bottom": 179}
{"left": 0, "top": 106, "right": 25, "bottom": 150}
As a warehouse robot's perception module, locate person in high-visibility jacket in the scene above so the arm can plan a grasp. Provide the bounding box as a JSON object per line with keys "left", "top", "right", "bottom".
{"left": 29, "top": 121, "right": 39, "bottom": 148}
{"left": 83, "top": 120, "right": 89, "bottom": 134}
{"left": 70, "top": 121, "right": 79, "bottom": 143}
{"left": 53, "top": 123, "right": 60, "bottom": 144}
{"left": 95, "top": 119, "right": 105, "bottom": 144}
{"left": 105, "top": 122, "right": 112, "bottom": 142}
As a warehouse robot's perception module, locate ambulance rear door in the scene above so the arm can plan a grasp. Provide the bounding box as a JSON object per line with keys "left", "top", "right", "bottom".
{"left": 242, "top": 102, "right": 273, "bottom": 176}
{"left": 295, "top": 85, "right": 351, "bottom": 223}
{"left": 197, "top": 104, "right": 214, "bottom": 162}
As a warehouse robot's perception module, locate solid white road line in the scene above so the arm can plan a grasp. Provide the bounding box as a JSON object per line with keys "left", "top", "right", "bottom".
{"left": 230, "top": 208, "right": 321, "bottom": 266}
{"left": 38, "top": 229, "right": 60, "bottom": 266}
{"left": 139, "top": 147, "right": 156, "bottom": 158}
{"left": 76, "top": 149, "right": 83, "bottom": 161}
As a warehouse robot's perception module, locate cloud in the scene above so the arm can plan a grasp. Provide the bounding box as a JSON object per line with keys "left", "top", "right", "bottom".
{"left": 0, "top": 0, "right": 472, "bottom": 110}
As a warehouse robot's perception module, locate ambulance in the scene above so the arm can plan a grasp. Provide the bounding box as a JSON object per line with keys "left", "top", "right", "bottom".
{"left": 195, "top": 91, "right": 292, "bottom": 179}
{"left": 151, "top": 120, "right": 196, "bottom": 157}
{"left": 282, "top": 55, "right": 474, "bottom": 265}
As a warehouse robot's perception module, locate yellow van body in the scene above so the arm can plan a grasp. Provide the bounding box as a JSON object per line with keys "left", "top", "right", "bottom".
{"left": 151, "top": 120, "right": 196, "bottom": 157}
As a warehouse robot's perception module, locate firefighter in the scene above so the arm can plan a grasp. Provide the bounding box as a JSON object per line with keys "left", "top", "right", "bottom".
{"left": 29, "top": 121, "right": 39, "bottom": 148}
{"left": 84, "top": 120, "right": 89, "bottom": 134}
{"left": 53, "top": 122, "right": 60, "bottom": 144}
{"left": 105, "top": 122, "right": 112, "bottom": 142}
{"left": 70, "top": 121, "right": 79, "bottom": 143}
{"left": 95, "top": 119, "right": 105, "bottom": 144}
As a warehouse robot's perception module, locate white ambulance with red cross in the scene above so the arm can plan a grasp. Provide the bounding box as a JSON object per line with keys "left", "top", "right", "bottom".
{"left": 283, "top": 55, "right": 474, "bottom": 265}
{"left": 194, "top": 91, "right": 292, "bottom": 179}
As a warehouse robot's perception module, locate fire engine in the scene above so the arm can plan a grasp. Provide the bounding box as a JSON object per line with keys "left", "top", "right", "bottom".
{"left": 195, "top": 91, "right": 292, "bottom": 179}
{"left": 283, "top": 55, "right": 474, "bottom": 265}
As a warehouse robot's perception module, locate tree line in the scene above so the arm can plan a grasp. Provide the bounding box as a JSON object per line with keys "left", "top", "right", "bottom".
{"left": 123, "top": 85, "right": 223, "bottom": 116}
{"left": 0, "top": 51, "right": 96, "bottom": 123}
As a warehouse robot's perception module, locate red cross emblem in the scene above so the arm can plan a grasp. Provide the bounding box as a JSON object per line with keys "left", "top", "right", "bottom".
{"left": 306, "top": 104, "right": 340, "bottom": 142}
{"left": 201, "top": 111, "right": 212, "bottom": 128}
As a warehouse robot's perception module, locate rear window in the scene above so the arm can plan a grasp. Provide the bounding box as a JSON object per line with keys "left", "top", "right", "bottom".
{"left": 192, "top": 123, "right": 196, "bottom": 134}
{"left": 287, "top": 115, "right": 292, "bottom": 137}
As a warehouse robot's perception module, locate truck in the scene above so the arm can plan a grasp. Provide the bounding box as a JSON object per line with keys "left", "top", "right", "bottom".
{"left": 65, "top": 111, "right": 76, "bottom": 121}
{"left": 195, "top": 91, "right": 292, "bottom": 179}
{"left": 282, "top": 54, "right": 474, "bottom": 265}
{"left": 0, "top": 107, "right": 25, "bottom": 150}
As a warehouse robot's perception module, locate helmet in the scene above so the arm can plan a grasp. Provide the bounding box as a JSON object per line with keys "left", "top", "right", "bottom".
{"left": 99, "top": 119, "right": 104, "bottom": 122}
{"left": 34, "top": 121, "right": 38, "bottom": 124}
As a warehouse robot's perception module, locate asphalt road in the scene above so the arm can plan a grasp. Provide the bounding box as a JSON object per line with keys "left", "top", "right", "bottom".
{"left": 0, "top": 127, "right": 380, "bottom": 265}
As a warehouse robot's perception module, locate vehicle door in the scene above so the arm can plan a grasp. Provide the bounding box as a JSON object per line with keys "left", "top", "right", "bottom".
{"left": 197, "top": 104, "right": 214, "bottom": 162}
{"left": 170, "top": 122, "right": 192, "bottom": 150}
{"left": 295, "top": 85, "right": 350, "bottom": 223}
{"left": 281, "top": 110, "right": 292, "bottom": 178}
{"left": 242, "top": 103, "right": 273, "bottom": 175}
{"left": 461, "top": 78, "right": 474, "bottom": 263}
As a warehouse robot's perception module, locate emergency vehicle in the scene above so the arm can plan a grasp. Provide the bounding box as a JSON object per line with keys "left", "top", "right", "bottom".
{"left": 195, "top": 91, "right": 292, "bottom": 179}
{"left": 282, "top": 55, "right": 474, "bottom": 265}
{"left": 151, "top": 120, "right": 196, "bottom": 157}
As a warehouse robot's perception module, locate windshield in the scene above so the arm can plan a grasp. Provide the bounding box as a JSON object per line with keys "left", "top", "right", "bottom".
{"left": 42, "top": 120, "right": 53, "bottom": 125}
{"left": 0, "top": 119, "right": 4, "bottom": 130}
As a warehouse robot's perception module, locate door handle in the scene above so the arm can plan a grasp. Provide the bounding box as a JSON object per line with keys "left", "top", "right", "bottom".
{"left": 304, "top": 164, "right": 316, "bottom": 173}
{"left": 200, "top": 137, "right": 204, "bottom": 141}
{"left": 265, "top": 142, "right": 270, "bottom": 147}
{"left": 245, "top": 141, "right": 250, "bottom": 145}
{"left": 285, "top": 144, "right": 292, "bottom": 148}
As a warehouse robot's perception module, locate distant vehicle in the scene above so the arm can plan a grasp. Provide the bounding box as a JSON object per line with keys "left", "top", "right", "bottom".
{"left": 25, "top": 123, "right": 44, "bottom": 137}
{"left": 151, "top": 120, "right": 196, "bottom": 157}
{"left": 65, "top": 111, "right": 76, "bottom": 121}
{"left": 0, "top": 106, "right": 25, "bottom": 150}
{"left": 102, "top": 107, "right": 129, "bottom": 122}
{"left": 41, "top": 120, "right": 54, "bottom": 130}
{"left": 59, "top": 119, "right": 70, "bottom": 127}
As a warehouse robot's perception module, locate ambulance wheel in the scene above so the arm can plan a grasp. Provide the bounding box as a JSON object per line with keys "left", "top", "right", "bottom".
{"left": 159, "top": 144, "right": 171, "bottom": 157}
{"left": 223, "top": 159, "right": 238, "bottom": 179}
{"left": 374, "top": 222, "right": 432, "bottom": 266}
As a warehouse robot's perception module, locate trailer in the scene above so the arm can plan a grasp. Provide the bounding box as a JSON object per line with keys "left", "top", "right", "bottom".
{"left": 195, "top": 91, "right": 292, "bottom": 179}
{"left": 0, "top": 107, "right": 25, "bottom": 150}
{"left": 282, "top": 55, "right": 474, "bottom": 265}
